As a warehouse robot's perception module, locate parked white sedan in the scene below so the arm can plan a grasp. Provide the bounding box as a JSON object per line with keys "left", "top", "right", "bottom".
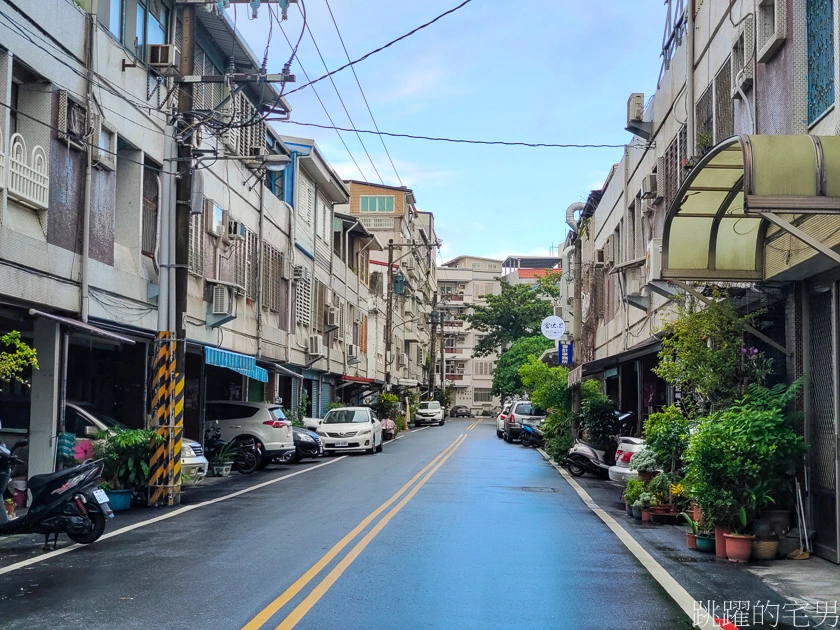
{"left": 316, "top": 407, "right": 383, "bottom": 455}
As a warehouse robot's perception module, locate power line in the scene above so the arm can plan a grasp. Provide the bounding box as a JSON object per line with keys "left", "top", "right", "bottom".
{"left": 276, "top": 10, "right": 369, "bottom": 181}
{"left": 298, "top": 3, "right": 384, "bottom": 185}
{"left": 275, "top": 120, "right": 628, "bottom": 149}
{"left": 284, "top": 0, "right": 475, "bottom": 97}
{"left": 322, "top": 0, "right": 404, "bottom": 188}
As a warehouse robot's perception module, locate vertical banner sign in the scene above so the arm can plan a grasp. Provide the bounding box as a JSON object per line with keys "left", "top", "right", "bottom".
{"left": 558, "top": 341, "right": 574, "bottom": 366}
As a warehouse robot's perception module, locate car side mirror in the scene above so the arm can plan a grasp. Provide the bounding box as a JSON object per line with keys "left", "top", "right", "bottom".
{"left": 84, "top": 426, "right": 99, "bottom": 438}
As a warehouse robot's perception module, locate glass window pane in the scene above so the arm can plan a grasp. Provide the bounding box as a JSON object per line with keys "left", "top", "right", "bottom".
{"left": 135, "top": 3, "right": 146, "bottom": 57}
{"left": 385, "top": 197, "right": 394, "bottom": 212}
{"left": 109, "top": 0, "right": 122, "bottom": 39}
{"left": 148, "top": 12, "right": 166, "bottom": 46}
{"left": 360, "top": 197, "right": 368, "bottom": 212}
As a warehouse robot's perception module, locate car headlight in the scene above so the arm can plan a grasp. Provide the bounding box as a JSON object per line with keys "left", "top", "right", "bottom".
{"left": 357, "top": 429, "right": 371, "bottom": 436}
{"left": 316, "top": 430, "right": 326, "bottom": 436}
{"left": 298, "top": 433, "right": 315, "bottom": 443}
{"left": 182, "top": 444, "right": 195, "bottom": 458}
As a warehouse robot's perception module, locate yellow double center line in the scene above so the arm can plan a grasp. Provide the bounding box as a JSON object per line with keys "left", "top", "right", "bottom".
{"left": 243, "top": 433, "right": 469, "bottom": 630}
{"left": 466, "top": 419, "right": 483, "bottom": 430}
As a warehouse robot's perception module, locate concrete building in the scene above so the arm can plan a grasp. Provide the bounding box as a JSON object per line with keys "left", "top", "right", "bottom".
{"left": 437, "top": 256, "right": 503, "bottom": 414}
{"left": 0, "top": 1, "right": 435, "bottom": 480}
{"left": 568, "top": 0, "right": 840, "bottom": 563}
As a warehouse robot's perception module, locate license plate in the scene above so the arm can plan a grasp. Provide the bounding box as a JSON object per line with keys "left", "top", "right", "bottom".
{"left": 92, "top": 489, "right": 109, "bottom": 504}
{"left": 335, "top": 441, "right": 348, "bottom": 447}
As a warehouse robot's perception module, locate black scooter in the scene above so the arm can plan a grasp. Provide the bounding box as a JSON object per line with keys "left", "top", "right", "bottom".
{"left": 0, "top": 435, "right": 113, "bottom": 550}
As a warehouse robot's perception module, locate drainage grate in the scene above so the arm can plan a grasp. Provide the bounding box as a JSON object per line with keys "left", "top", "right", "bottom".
{"left": 519, "top": 486, "right": 556, "bottom": 493}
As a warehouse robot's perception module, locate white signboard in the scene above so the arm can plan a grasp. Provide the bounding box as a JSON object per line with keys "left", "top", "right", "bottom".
{"left": 540, "top": 315, "right": 566, "bottom": 340}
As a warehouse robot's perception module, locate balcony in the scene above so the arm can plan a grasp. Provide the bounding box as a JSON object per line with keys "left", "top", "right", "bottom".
{"left": 358, "top": 216, "right": 395, "bottom": 230}
{"left": 444, "top": 347, "right": 464, "bottom": 354}
{"left": 8, "top": 134, "right": 49, "bottom": 210}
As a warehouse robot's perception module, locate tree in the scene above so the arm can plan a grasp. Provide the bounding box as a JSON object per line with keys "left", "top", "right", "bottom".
{"left": 491, "top": 336, "right": 553, "bottom": 400}
{"left": 518, "top": 356, "right": 570, "bottom": 411}
{"left": 0, "top": 331, "right": 38, "bottom": 384}
{"left": 462, "top": 273, "right": 561, "bottom": 357}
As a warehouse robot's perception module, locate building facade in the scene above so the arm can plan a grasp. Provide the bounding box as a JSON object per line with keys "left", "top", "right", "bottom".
{"left": 437, "top": 256, "right": 503, "bottom": 414}
{"left": 570, "top": 0, "right": 840, "bottom": 562}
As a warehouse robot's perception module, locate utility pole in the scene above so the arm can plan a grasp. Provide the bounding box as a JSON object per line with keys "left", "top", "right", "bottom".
{"left": 385, "top": 240, "right": 395, "bottom": 389}
{"left": 440, "top": 325, "right": 446, "bottom": 403}
{"left": 427, "top": 291, "right": 438, "bottom": 400}
{"left": 571, "top": 229, "right": 583, "bottom": 413}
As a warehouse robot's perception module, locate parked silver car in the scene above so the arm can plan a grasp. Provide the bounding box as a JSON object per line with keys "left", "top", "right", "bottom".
{"left": 205, "top": 401, "right": 295, "bottom": 469}
{"left": 503, "top": 401, "right": 546, "bottom": 442}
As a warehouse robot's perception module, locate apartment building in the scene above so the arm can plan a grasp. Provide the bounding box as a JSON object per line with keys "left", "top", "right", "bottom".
{"left": 0, "top": 1, "right": 412, "bottom": 477}
{"left": 437, "top": 256, "right": 503, "bottom": 414}
{"left": 568, "top": 0, "right": 840, "bottom": 562}
{"left": 341, "top": 181, "right": 438, "bottom": 392}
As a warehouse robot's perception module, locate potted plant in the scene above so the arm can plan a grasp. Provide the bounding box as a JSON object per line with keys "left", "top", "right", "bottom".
{"left": 750, "top": 518, "right": 780, "bottom": 561}
{"left": 637, "top": 492, "right": 656, "bottom": 522}
{"left": 211, "top": 442, "right": 236, "bottom": 477}
{"left": 3, "top": 498, "right": 15, "bottom": 519}
{"left": 629, "top": 449, "right": 659, "bottom": 485}
{"left": 93, "top": 427, "right": 161, "bottom": 509}
{"left": 723, "top": 508, "right": 755, "bottom": 563}
{"left": 680, "top": 512, "right": 699, "bottom": 550}
{"left": 623, "top": 479, "right": 644, "bottom": 517}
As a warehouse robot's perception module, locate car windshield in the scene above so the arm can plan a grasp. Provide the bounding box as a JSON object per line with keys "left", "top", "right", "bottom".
{"left": 420, "top": 402, "right": 441, "bottom": 410}
{"left": 78, "top": 406, "right": 126, "bottom": 429}
{"left": 323, "top": 409, "right": 369, "bottom": 424}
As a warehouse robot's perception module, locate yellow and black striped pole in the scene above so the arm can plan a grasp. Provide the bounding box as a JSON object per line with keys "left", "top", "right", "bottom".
{"left": 149, "top": 331, "right": 181, "bottom": 506}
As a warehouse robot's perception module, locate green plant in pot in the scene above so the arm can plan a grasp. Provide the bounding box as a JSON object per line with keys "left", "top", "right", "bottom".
{"left": 93, "top": 427, "right": 162, "bottom": 509}
{"left": 210, "top": 442, "right": 236, "bottom": 477}
{"left": 629, "top": 449, "right": 659, "bottom": 484}
{"left": 644, "top": 405, "right": 690, "bottom": 476}
{"left": 623, "top": 478, "right": 645, "bottom": 517}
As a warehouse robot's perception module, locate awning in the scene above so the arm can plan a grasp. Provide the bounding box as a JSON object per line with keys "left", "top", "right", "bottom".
{"left": 663, "top": 134, "right": 840, "bottom": 282}
{"left": 581, "top": 337, "right": 661, "bottom": 377}
{"left": 28, "top": 309, "right": 136, "bottom": 345}
{"left": 204, "top": 347, "right": 268, "bottom": 383}
{"left": 342, "top": 375, "right": 375, "bottom": 384}
{"left": 271, "top": 363, "right": 303, "bottom": 379}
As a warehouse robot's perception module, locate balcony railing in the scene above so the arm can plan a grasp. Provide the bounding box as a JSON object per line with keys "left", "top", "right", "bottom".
{"left": 444, "top": 347, "right": 464, "bottom": 354}
{"left": 8, "top": 133, "right": 48, "bottom": 210}
{"left": 358, "top": 216, "right": 395, "bottom": 230}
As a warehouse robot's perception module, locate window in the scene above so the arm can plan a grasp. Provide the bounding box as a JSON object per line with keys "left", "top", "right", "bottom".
{"left": 807, "top": 0, "right": 835, "bottom": 124}
{"left": 757, "top": 0, "right": 786, "bottom": 63}
{"left": 245, "top": 231, "right": 258, "bottom": 299}
{"left": 471, "top": 262, "right": 482, "bottom": 270}
{"left": 265, "top": 169, "right": 284, "bottom": 200}
{"left": 295, "top": 274, "right": 312, "bottom": 325}
{"left": 141, "top": 165, "right": 159, "bottom": 257}
{"left": 312, "top": 280, "right": 327, "bottom": 334}
{"left": 474, "top": 389, "right": 493, "bottom": 403}
{"left": 135, "top": 0, "right": 168, "bottom": 60}
{"left": 205, "top": 200, "right": 225, "bottom": 237}
{"left": 188, "top": 210, "right": 204, "bottom": 274}
{"left": 262, "top": 244, "right": 285, "bottom": 312}
{"left": 105, "top": 0, "right": 123, "bottom": 40}
{"left": 475, "top": 361, "right": 493, "bottom": 376}
{"left": 318, "top": 199, "right": 330, "bottom": 242}
{"left": 360, "top": 195, "right": 394, "bottom": 212}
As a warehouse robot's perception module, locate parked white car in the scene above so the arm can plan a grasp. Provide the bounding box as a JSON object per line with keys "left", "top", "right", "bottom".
{"left": 495, "top": 402, "right": 513, "bottom": 438}
{"left": 415, "top": 401, "right": 445, "bottom": 426}
{"left": 205, "top": 401, "right": 295, "bottom": 468}
{"left": 316, "top": 407, "right": 382, "bottom": 454}
{"left": 607, "top": 438, "right": 647, "bottom": 484}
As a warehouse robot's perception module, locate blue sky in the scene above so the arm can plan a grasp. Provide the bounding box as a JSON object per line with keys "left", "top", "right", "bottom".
{"left": 232, "top": 1, "right": 665, "bottom": 263}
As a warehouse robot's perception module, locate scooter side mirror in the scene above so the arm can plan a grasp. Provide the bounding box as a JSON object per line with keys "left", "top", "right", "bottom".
{"left": 12, "top": 439, "right": 28, "bottom": 451}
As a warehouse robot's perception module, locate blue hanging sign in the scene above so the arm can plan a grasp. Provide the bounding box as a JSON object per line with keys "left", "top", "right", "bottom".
{"left": 558, "top": 341, "right": 573, "bottom": 366}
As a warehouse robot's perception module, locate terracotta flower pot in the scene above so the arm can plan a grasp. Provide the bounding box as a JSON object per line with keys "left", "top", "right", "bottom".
{"left": 691, "top": 504, "right": 702, "bottom": 523}
{"left": 714, "top": 526, "right": 732, "bottom": 558}
{"left": 4, "top": 502, "right": 15, "bottom": 518}
{"left": 724, "top": 533, "right": 755, "bottom": 563}
{"left": 687, "top": 532, "right": 697, "bottom": 550}
{"left": 641, "top": 508, "right": 652, "bottom": 522}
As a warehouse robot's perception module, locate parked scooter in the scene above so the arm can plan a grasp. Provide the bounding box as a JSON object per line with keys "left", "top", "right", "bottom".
{"left": 564, "top": 411, "right": 636, "bottom": 477}
{"left": 519, "top": 418, "right": 544, "bottom": 449}
{"left": 0, "top": 429, "right": 113, "bottom": 550}
{"left": 203, "top": 424, "right": 259, "bottom": 474}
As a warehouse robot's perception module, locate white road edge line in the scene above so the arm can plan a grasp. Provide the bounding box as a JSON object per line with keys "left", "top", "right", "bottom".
{"left": 539, "top": 449, "right": 723, "bottom": 630}
{"left": 409, "top": 427, "right": 429, "bottom": 433}
{"left": 0, "top": 456, "right": 348, "bottom": 577}
{"left": 381, "top": 435, "right": 403, "bottom": 447}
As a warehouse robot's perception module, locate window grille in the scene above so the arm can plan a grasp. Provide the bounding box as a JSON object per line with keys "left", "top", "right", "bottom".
{"left": 807, "top": 0, "right": 835, "bottom": 124}
{"left": 295, "top": 274, "right": 312, "bottom": 325}
{"left": 188, "top": 211, "right": 204, "bottom": 275}
{"left": 474, "top": 389, "right": 493, "bottom": 403}
{"left": 695, "top": 84, "right": 714, "bottom": 150}
{"left": 141, "top": 166, "right": 159, "bottom": 257}
{"left": 714, "top": 61, "right": 734, "bottom": 141}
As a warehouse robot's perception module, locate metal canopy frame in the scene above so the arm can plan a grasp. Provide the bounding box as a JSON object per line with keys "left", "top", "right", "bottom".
{"left": 662, "top": 134, "right": 840, "bottom": 283}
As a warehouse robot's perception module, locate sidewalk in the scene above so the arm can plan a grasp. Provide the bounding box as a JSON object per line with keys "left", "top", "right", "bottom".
{"left": 545, "top": 452, "right": 840, "bottom": 630}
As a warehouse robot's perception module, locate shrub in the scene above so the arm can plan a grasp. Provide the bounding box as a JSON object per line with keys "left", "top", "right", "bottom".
{"left": 94, "top": 428, "right": 162, "bottom": 493}
{"left": 629, "top": 448, "right": 659, "bottom": 473}
{"left": 578, "top": 393, "right": 616, "bottom": 444}
{"left": 644, "top": 406, "right": 690, "bottom": 474}
{"left": 623, "top": 478, "right": 645, "bottom": 505}
{"left": 542, "top": 409, "right": 574, "bottom": 463}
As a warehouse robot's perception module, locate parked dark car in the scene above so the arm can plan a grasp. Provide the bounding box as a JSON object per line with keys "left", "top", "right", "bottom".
{"left": 291, "top": 427, "right": 323, "bottom": 463}
{"left": 450, "top": 405, "right": 471, "bottom": 418}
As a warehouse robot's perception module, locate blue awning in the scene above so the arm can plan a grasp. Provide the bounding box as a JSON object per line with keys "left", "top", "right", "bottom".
{"left": 204, "top": 347, "right": 268, "bottom": 383}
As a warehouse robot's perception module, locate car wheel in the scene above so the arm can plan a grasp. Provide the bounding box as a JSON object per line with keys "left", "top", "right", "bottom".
{"left": 503, "top": 431, "right": 509, "bottom": 442}
{"left": 290, "top": 449, "right": 301, "bottom": 464}
{"left": 438, "top": 419, "right": 445, "bottom": 426}
{"left": 496, "top": 430, "right": 503, "bottom": 439}
{"left": 367, "top": 438, "right": 376, "bottom": 455}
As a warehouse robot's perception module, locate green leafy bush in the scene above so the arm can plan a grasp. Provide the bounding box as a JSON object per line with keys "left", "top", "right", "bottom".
{"left": 684, "top": 381, "right": 805, "bottom": 531}
{"left": 541, "top": 409, "right": 574, "bottom": 462}
{"left": 623, "top": 478, "right": 645, "bottom": 505}
{"left": 94, "top": 428, "right": 162, "bottom": 493}
{"left": 644, "top": 406, "right": 690, "bottom": 474}
{"left": 579, "top": 393, "right": 616, "bottom": 444}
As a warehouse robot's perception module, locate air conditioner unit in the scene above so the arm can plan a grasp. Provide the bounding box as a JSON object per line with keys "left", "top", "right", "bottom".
{"left": 308, "top": 335, "right": 324, "bottom": 357}
{"left": 627, "top": 92, "right": 645, "bottom": 123}
{"left": 347, "top": 344, "right": 359, "bottom": 362}
{"left": 645, "top": 238, "right": 663, "bottom": 282}
{"left": 327, "top": 306, "right": 338, "bottom": 327}
{"left": 294, "top": 266, "right": 305, "bottom": 279}
{"left": 227, "top": 219, "right": 246, "bottom": 241}
{"left": 212, "top": 284, "right": 232, "bottom": 315}
{"left": 398, "top": 353, "right": 408, "bottom": 368}
{"left": 280, "top": 256, "right": 292, "bottom": 280}
{"left": 640, "top": 173, "right": 658, "bottom": 200}
{"left": 595, "top": 249, "right": 606, "bottom": 268}
{"left": 148, "top": 44, "right": 177, "bottom": 70}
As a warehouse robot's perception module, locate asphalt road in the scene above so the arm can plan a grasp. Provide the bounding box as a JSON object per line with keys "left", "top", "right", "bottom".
{"left": 0, "top": 418, "right": 690, "bottom": 629}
